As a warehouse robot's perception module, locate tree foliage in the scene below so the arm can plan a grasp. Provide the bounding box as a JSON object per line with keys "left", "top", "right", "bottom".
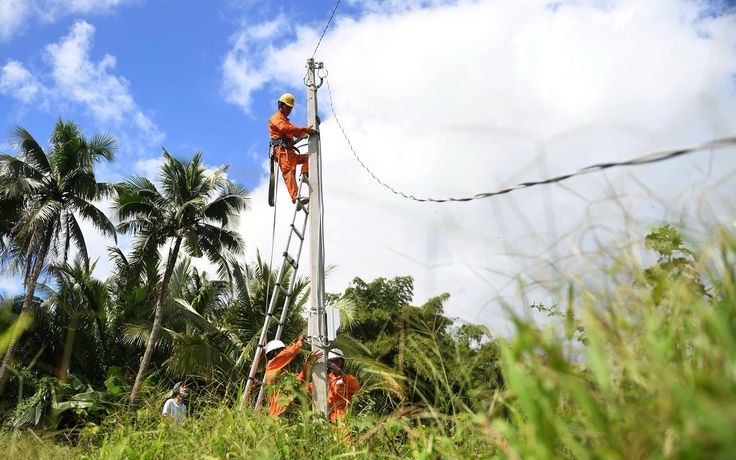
{"left": 113, "top": 148, "right": 249, "bottom": 408}
{"left": 0, "top": 119, "right": 116, "bottom": 395}
{"left": 335, "top": 276, "right": 503, "bottom": 415}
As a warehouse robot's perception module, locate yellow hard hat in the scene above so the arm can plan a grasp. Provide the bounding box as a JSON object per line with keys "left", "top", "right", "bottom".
{"left": 278, "top": 93, "right": 295, "bottom": 107}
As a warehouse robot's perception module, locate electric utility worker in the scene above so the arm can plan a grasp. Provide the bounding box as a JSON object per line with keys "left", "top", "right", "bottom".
{"left": 264, "top": 334, "right": 308, "bottom": 417}
{"left": 303, "top": 348, "right": 361, "bottom": 423}
{"left": 268, "top": 93, "right": 318, "bottom": 206}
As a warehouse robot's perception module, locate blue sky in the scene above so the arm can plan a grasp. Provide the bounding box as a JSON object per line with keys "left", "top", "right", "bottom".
{"left": 2, "top": 0, "right": 736, "bottom": 335}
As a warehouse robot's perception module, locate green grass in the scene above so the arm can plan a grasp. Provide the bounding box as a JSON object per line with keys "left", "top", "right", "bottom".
{"left": 3, "top": 225, "right": 736, "bottom": 459}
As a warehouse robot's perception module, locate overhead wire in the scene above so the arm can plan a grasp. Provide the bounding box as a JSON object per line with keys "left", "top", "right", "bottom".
{"left": 325, "top": 75, "right": 736, "bottom": 203}
{"left": 312, "top": 0, "right": 341, "bottom": 59}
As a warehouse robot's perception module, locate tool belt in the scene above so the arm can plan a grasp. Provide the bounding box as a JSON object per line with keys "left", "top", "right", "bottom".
{"left": 269, "top": 139, "right": 300, "bottom": 161}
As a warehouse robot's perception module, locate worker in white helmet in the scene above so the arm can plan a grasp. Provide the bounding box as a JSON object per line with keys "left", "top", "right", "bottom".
{"left": 268, "top": 93, "right": 318, "bottom": 206}
{"left": 264, "top": 333, "right": 306, "bottom": 417}
{"left": 325, "top": 348, "right": 360, "bottom": 423}
{"left": 303, "top": 347, "right": 360, "bottom": 423}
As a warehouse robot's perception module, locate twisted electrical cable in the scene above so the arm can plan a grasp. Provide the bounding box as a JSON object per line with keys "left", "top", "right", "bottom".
{"left": 312, "top": 0, "right": 341, "bottom": 59}
{"left": 325, "top": 77, "right": 736, "bottom": 203}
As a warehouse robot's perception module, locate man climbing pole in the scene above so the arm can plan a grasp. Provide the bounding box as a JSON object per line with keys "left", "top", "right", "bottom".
{"left": 269, "top": 93, "right": 318, "bottom": 206}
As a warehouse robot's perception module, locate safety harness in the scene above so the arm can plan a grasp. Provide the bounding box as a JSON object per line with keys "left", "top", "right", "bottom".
{"left": 268, "top": 139, "right": 300, "bottom": 162}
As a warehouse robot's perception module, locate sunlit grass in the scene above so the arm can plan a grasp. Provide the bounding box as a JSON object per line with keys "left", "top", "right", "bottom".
{"left": 2, "top": 225, "right": 736, "bottom": 459}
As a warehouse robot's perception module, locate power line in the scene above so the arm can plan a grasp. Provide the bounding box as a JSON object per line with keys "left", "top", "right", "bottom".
{"left": 312, "top": 0, "right": 341, "bottom": 59}
{"left": 325, "top": 76, "right": 736, "bottom": 203}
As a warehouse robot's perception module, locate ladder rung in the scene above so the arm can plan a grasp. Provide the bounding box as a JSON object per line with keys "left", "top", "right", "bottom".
{"left": 267, "top": 313, "right": 283, "bottom": 325}
{"left": 291, "top": 224, "right": 304, "bottom": 240}
{"left": 296, "top": 199, "right": 309, "bottom": 213}
{"left": 283, "top": 252, "right": 298, "bottom": 269}
{"left": 278, "top": 284, "right": 290, "bottom": 296}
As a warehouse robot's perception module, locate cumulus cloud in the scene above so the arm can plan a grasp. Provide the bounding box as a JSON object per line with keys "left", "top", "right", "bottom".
{"left": 0, "top": 0, "right": 137, "bottom": 41}
{"left": 221, "top": 14, "right": 320, "bottom": 113}
{"left": 0, "top": 60, "right": 42, "bottom": 103}
{"left": 224, "top": 0, "right": 736, "bottom": 335}
{"left": 0, "top": 0, "right": 31, "bottom": 42}
{"left": 45, "top": 22, "right": 136, "bottom": 123}
{"left": 1, "top": 21, "right": 164, "bottom": 153}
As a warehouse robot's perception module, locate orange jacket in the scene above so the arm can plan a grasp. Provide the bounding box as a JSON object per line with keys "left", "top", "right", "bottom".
{"left": 265, "top": 339, "right": 303, "bottom": 417}
{"left": 268, "top": 111, "right": 309, "bottom": 145}
{"left": 306, "top": 371, "right": 361, "bottom": 422}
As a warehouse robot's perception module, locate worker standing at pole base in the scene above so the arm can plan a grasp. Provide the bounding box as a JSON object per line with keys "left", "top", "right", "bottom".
{"left": 303, "top": 348, "right": 360, "bottom": 423}
{"left": 264, "top": 334, "right": 307, "bottom": 417}
{"left": 324, "top": 349, "right": 360, "bottom": 423}
{"left": 269, "top": 93, "right": 318, "bottom": 206}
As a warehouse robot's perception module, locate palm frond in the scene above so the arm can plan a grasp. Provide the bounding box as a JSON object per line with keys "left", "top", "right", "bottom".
{"left": 9, "top": 126, "right": 50, "bottom": 173}
{"left": 202, "top": 182, "right": 250, "bottom": 225}
{"left": 88, "top": 132, "right": 117, "bottom": 162}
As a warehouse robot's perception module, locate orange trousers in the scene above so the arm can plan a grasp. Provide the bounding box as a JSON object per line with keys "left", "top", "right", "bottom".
{"left": 275, "top": 147, "right": 309, "bottom": 202}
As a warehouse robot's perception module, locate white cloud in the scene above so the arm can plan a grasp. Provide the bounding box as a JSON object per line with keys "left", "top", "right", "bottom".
{"left": 346, "top": 0, "right": 458, "bottom": 15}
{"left": 222, "top": 14, "right": 290, "bottom": 112}
{"left": 226, "top": 0, "right": 736, "bottom": 336}
{"left": 0, "top": 0, "right": 30, "bottom": 42}
{"left": 134, "top": 156, "right": 165, "bottom": 180}
{"left": 0, "top": 0, "right": 137, "bottom": 41}
{"left": 0, "top": 275, "right": 24, "bottom": 297}
{"left": 1, "top": 21, "right": 164, "bottom": 153}
{"left": 0, "top": 59, "right": 42, "bottom": 103}
{"left": 45, "top": 22, "right": 135, "bottom": 123}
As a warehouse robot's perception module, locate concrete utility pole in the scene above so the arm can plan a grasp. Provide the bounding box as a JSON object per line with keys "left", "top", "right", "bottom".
{"left": 305, "top": 58, "right": 329, "bottom": 417}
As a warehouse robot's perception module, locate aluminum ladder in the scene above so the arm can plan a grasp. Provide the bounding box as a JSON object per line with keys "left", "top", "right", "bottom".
{"left": 239, "top": 173, "right": 311, "bottom": 410}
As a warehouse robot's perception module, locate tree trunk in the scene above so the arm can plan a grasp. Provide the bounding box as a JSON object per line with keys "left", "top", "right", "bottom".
{"left": 58, "top": 313, "right": 78, "bottom": 381}
{"left": 0, "top": 230, "right": 52, "bottom": 395}
{"left": 128, "top": 237, "right": 182, "bottom": 409}
{"left": 399, "top": 315, "right": 405, "bottom": 374}
{"left": 93, "top": 313, "right": 109, "bottom": 373}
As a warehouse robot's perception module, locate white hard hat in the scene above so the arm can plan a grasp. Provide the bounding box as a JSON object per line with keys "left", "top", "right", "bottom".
{"left": 328, "top": 348, "right": 344, "bottom": 360}
{"left": 265, "top": 339, "right": 286, "bottom": 355}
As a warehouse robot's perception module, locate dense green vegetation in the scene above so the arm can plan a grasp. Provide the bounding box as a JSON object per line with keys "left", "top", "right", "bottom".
{"left": 1, "top": 121, "right": 735, "bottom": 458}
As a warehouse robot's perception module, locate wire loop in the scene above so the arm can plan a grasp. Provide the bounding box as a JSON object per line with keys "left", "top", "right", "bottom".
{"left": 324, "top": 72, "right": 736, "bottom": 203}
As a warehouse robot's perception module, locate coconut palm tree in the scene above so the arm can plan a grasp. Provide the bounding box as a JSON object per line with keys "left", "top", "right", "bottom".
{"left": 44, "top": 255, "right": 110, "bottom": 382}
{"left": 113, "top": 148, "right": 249, "bottom": 408}
{"left": 167, "top": 254, "right": 311, "bottom": 389}
{"left": 105, "top": 245, "right": 161, "bottom": 373}
{"left": 155, "top": 259, "right": 243, "bottom": 382}
{"left": 0, "top": 120, "right": 116, "bottom": 394}
{"left": 229, "top": 252, "right": 309, "bottom": 348}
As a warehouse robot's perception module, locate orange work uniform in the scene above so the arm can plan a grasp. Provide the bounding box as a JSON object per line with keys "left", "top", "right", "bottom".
{"left": 306, "top": 371, "right": 361, "bottom": 422}
{"left": 268, "top": 111, "right": 311, "bottom": 203}
{"left": 265, "top": 338, "right": 304, "bottom": 417}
